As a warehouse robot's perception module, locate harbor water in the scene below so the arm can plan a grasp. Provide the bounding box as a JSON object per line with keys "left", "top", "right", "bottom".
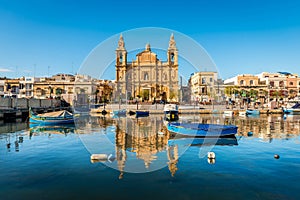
{"left": 0, "top": 114, "right": 300, "bottom": 200}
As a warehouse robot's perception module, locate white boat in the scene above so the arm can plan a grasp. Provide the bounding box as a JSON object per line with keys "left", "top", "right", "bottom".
{"left": 282, "top": 103, "right": 300, "bottom": 115}
{"left": 239, "top": 111, "right": 246, "bottom": 116}
{"left": 164, "top": 104, "right": 179, "bottom": 121}
{"left": 223, "top": 110, "right": 234, "bottom": 116}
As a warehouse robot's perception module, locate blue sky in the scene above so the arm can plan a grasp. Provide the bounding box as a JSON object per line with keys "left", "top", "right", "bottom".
{"left": 0, "top": 0, "right": 300, "bottom": 81}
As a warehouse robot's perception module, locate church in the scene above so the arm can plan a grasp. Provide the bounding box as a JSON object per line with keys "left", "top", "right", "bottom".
{"left": 115, "top": 34, "right": 179, "bottom": 102}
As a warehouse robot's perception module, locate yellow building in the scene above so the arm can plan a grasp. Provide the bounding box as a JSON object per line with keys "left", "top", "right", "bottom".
{"left": 115, "top": 34, "right": 179, "bottom": 102}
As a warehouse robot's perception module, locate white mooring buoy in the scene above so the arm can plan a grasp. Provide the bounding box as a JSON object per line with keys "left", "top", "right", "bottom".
{"left": 91, "top": 154, "right": 108, "bottom": 161}
{"left": 207, "top": 152, "right": 216, "bottom": 159}
{"left": 90, "top": 154, "right": 115, "bottom": 163}
{"left": 207, "top": 158, "right": 216, "bottom": 164}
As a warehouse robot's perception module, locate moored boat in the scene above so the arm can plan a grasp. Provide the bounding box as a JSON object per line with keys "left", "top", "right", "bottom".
{"left": 112, "top": 109, "right": 127, "bottom": 117}
{"left": 135, "top": 110, "right": 149, "bottom": 118}
{"left": 239, "top": 111, "right": 246, "bottom": 116}
{"left": 164, "top": 104, "right": 179, "bottom": 121}
{"left": 282, "top": 103, "right": 300, "bottom": 114}
{"left": 223, "top": 110, "right": 234, "bottom": 117}
{"left": 166, "top": 122, "right": 238, "bottom": 137}
{"left": 29, "top": 108, "right": 74, "bottom": 125}
{"left": 246, "top": 109, "right": 260, "bottom": 115}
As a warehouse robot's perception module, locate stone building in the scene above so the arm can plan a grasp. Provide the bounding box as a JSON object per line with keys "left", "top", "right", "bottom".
{"left": 115, "top": 34, "right": 179, "bottom": 102}
{"left": 189, "top": 71, "right": 219, "bottom": 103}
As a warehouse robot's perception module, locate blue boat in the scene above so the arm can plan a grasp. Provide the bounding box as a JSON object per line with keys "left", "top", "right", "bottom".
{"left": 166, "top": 122, "right": 238, "bottom": 137}
{"left": 112, "top": 109, "right": 127, "bottom": 116}
{"left": 168, "top": 137, "right": 238, "bottom": 147}
{"left": 29, "top": 108, "right": 74, "bottom": 125}
{"left": 135, "top": 110, "right": 149, "bottom": 118}
{"left": 246, "top": 109, "right": 260, "bottom": 115}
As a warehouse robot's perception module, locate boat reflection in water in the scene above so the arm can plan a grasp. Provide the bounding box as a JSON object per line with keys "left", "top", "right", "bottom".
{"left": 83, "top": 115, "right": 240, "bottom": 178}
{"left": 29, "top": 123, "right": 76, "bottom": 138}
{"left": 27, "top": 113, "right": 300, "bottom": 178}
{"left": 168, "top": 137, "right": 238, "bottom": 147}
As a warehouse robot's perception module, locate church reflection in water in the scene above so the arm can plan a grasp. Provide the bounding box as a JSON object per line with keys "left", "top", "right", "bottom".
{"left": 6, "top": 114, "right": 299, "bottom": 178}
{"left": 113, "top": 116, "right": 179, "bottom": 177}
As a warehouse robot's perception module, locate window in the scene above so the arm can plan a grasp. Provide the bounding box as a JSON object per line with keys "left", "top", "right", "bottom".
{"left": 119, "top": 54, "right": 123, "bottom": 63}
{"left": 240, "top": 80, "right": 244, "bottom": 85}
{"left": 290, "top": 82, "right": 293, "bottom": 86}
{"left": 250, "top": 80, "right": 254, "bottom": 85}
{"left": 279, "top": 81, "right": 284, "bottom": 87}
{"left": 163, "top": 73, "right": 167, "bottom": 80}
{"left": 171, "top": 53, "right": 174, "bottom": 62}
{"left": 210, "top": 78, "right": 213, "bottom": 82}
{"left": 202, "top": 78, "right": 206, "bottom": 84}
{"left": 144, "top": 72, "right": 149, "bottom": 80}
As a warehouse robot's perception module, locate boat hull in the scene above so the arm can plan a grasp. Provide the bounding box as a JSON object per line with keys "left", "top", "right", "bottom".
{"left": 164, "top": 110, "right": 179, "bottom": 121}
{"left": 112, "top": 109, "right": 127, "bottom": 116}
{"left": 283, "top": 108, "right": 300, "bottom": 115}
{"left": 163, "top": 104, "right": 179, "bottom": 121}
{"left": 29, "top": 117, "right": 74, "bottom": 125}
{"left": 136, "top": 111, "right": 149, "bottom": 118}
{"left": 246, "top": 109, "right": 260, "bottom": 115}
{"left": 166, "top": 122, "right": 238, "bottom": 137}
{"left": 168, "top": 137, "right": 238, "bottom": 146}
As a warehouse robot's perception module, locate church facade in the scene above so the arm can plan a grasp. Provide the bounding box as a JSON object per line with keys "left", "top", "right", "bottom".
{"left": 115, "top": 34, "right": 179, "bottom": 102}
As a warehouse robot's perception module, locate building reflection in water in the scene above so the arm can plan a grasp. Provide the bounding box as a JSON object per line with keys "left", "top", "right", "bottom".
{"left": 233, "top": 115, "right": 300, "bottom": 142}
{"left": 2, "top": 114, "right": 299, "bottom": 177}
{"left": 114, "top": 116, "right": 171, "bottom": 177}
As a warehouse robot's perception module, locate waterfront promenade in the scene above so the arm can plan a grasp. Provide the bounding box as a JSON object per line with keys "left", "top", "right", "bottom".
{"left": 94, "top": 103, "right": 284, "bottom": 115}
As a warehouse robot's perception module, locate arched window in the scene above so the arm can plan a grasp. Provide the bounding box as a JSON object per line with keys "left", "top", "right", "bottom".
{"left": 240, "top": 80, "right": 244, "bottom": 85}
{"left": 56, "top": 88, "right": 63, "bottom": 95}
{"left": 250, "top": 80, "right": 254, "bottom": 85}
{"left": 144, "top": 72, "right": 149, "bottom": 80}
{"left": 171, "top": 53, "right": 174, "bottom": 62}
{"left": 279, "top": 81, "right": 284, "bottom": 87}
{"left": 163, "top": 73, "right": 167, "bottom": 80}
{"left": 119, "top": 53, "right": 123, "bottom": 63}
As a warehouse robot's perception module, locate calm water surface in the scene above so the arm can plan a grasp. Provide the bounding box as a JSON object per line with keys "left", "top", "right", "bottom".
{"left": 0, "top": 114, "right": 300, "bottom": 200}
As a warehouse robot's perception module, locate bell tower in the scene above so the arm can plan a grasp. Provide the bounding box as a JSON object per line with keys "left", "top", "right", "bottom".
{"left": 167, "top": 33, "right": 178, "bottom": 66}
{"left": 116, "top": 34, "right": 127, "bottom": 81}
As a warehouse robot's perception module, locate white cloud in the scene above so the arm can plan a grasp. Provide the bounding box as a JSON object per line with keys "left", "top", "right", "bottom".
{"left": 0, "top": 68, "right": 13, "bottom": 72}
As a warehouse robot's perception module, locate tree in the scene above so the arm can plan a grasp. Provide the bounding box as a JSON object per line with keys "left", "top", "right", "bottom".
{"left": 142, "top": 89, "right": 149, "bottom": 101}
{"left": 169, "top": 89, "right": 177, "bottom": 101}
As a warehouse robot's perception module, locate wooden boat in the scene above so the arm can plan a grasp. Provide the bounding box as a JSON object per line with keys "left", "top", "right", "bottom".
{"left": 282, "top": 103, "right": 300, "bottom": 114}
{"left": 29, "top": 108, "right": 74, "bottom": 125}
{"left": 135, "top": 110, "right": 149, "bottom": 118}
{"left": 246, "top": 109, "right": 260, "bottom": 115}
{"left": 164, "top": 104, "right": 179, "bottom": 121}
{"left": 166, "top": 122, "right": 238, "bottom": 137}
